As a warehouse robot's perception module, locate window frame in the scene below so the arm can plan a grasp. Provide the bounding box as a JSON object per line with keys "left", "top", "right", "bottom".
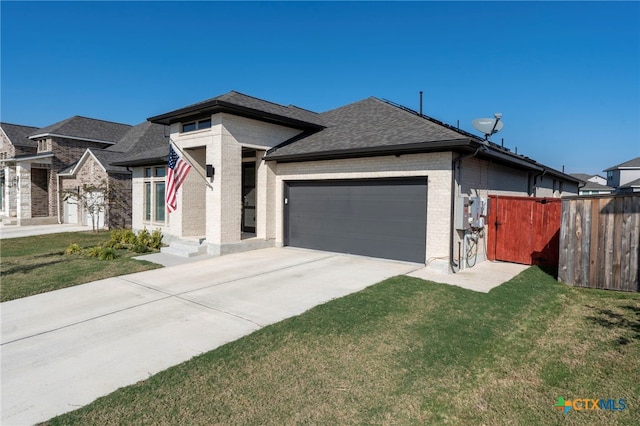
{"left": 143, "top": 166, "right": 167, "bottom": 225}
{"left": 181, "top": 118, "right": 212, "bottom": 133}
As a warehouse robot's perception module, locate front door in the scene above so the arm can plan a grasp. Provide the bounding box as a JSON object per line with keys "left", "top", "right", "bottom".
{"left": 241, "top": 162, "right": 256, "bottom": 233}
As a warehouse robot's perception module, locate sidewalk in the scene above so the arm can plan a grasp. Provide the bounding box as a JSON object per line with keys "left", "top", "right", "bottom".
{"left": 0, "top": 224, "right": 93, "bottom": 239}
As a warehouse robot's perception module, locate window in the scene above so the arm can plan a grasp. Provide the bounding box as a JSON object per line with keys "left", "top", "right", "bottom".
{"left": 181, "top": 118, "right": 212, "bottom": 133}
{"left": 607, "top": 170, "right": 614, "bottom": 181}
{"left": 144, "top": 166, "right": 166, "bottom": 224}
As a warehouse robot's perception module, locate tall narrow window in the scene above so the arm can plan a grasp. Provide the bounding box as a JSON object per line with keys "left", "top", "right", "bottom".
{"left": 155, "top": 182, "right": 165, "bottom": 222}
{"left": 143, "top": 166, "right": 167, "bottom": 224}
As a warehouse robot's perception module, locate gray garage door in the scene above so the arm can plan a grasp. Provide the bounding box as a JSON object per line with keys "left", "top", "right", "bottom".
{"left": 284, "top": 178, "right": 427, "bottom": 263}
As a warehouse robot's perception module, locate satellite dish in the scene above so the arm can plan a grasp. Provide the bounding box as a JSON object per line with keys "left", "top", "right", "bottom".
{"left": 472, "top": 113, "right": 504, "bottom": 140}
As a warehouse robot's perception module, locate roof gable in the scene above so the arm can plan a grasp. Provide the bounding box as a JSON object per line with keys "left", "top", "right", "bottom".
{"left": 1, "top": 122, "right": 39, "bottom": 148}
{"left": 29, "top": 116, "right": 132, "bottom": 144}
{"left": 59, "top": 148, "right": 131, "bottom": 176}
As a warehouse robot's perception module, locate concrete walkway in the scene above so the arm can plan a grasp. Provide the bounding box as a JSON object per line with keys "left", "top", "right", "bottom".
{"left": 408, "top": 260, "right": 529, "bottom": 293}
{"left": 1, "top": 247, "right": 419, "bottom": 425}
{"left": 0, "top": 224, "right": 92, "bottom": 239}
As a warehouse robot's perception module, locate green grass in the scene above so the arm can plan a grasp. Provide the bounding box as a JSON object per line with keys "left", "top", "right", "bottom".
{"left": 45, "top": 267, "right": 639, "bottom": 425}
{"left": 1, "top": 232, "right": 162, "bottom": 302}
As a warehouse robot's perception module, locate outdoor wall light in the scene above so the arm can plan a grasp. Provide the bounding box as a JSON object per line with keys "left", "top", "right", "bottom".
{"left": 206, "top": 164, "right": 215, "bottom": 178}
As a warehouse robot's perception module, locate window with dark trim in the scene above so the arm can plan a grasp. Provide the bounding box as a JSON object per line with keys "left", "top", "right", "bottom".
{"left": 143, "top": 166, "right": 167, "bottom": 224}
{"left": 181, "top": 118, "right": 212, "bottom": 133}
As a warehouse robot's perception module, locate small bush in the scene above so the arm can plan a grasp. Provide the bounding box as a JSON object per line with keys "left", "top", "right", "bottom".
{"left": 86, "top": 246, "right": 102, "bottom": 258}
{"left": 130, "top": 243, "right": 150, "bottom": 254}
{"left": 122, "top": 230, "right": 136, "bottom": 245}
{"left": 136, "top": 228, "right": 151, "bottom": 248}
{"left": 64, "top": 243, "right": 83, "bottom": 255}
{"left": 98, "top": 247, "right": 119, "bottom": 261}
{"left": 110, "top": 229, "right": 124, "bottom": 245}
{"left": 149, "top": 229, "right": 163, "bottom": 249}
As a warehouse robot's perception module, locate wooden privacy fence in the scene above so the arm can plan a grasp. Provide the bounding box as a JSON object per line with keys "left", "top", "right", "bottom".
{"left": 558, "top": 195, "right": 640, "bottom": 292}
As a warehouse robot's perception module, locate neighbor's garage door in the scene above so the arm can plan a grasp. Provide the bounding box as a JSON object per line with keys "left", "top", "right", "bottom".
{"left": 284, "top": 178, "right": 427, "bottom": 263}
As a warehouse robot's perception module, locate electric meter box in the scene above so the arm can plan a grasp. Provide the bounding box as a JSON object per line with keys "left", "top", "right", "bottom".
{"left": 454, "top": 196, "right": 470, "bottom": 230}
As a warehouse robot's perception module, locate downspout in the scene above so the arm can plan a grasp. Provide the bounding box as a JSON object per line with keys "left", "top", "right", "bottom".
{"left": 531, "top": 168, "right": 547, "bottom": 196}
{"left": 450, "top": 145, "right": 484, "bottom": 273}
{"left": 56, "top": 173, "right": 62, "bottom": 224}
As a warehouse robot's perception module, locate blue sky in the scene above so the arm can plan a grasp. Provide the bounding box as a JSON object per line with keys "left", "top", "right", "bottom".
{"left": 2, "top": 1, "right": 639, "bottom": 175}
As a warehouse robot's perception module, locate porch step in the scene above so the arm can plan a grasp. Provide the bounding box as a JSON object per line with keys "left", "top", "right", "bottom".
{"left": 0, "top": 216, "right": 18, "bottom": 226}
{"left": 161, "top": 238, "right": 207, "bottom": 258}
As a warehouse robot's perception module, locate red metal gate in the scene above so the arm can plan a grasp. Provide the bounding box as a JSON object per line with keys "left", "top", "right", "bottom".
{"left": 487, "top": 195, "right": 562, "bottom": 267}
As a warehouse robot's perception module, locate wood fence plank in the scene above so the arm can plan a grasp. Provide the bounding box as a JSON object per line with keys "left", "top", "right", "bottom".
{"left": 612, "top": 197, "right": 623, "bottom": 291}
{"left": 604, "top": 199, "right": 615, "bottom": 290}
{"left": 580, "top": 199, "right": 591, "bottom": 287}
{"left": 574, "top": 199, "right": 584, "bottom": 286}
{"left": 621, "top": 196, "right": 632, "bottom": 291}
{"left": 589, "top": 198, "right": 600, "bottom": 288}
{"left": 630, "top": 196, "right": 640, "bottom": 291}
{"left": 558, "top": 199, "right": 570, "bottom": 283}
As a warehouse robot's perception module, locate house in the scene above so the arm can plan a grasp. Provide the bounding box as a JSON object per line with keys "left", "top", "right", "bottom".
{"left": 604, "top": 157, "right": 640, "bottom": 193}
{"left": 1, "top": 117, "right": 168, "bottom": 229}
{"left": 58, "top": 121, "right": 169, "bottom": 229}
{"left": 570, "top": 173, "right": 614, "bottom": 195}
{"left": 119, "top": 91, "right": 579, "bottom": 272}
{"left": 0, "top": 117, "right": 131, "bottom": 226}
{"left": 0, "top": 123, "right": 39, "bottom": 223}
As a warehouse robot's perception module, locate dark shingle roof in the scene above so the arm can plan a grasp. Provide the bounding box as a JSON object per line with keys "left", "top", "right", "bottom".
{"left": 569, "top": 173, "right": 591, "bottom": 182}
{"left": 265, "top": 97, "right": 580, "bottom": 184}
{"left": 581, "top": 181, "right": 614, "bottom": 191}
{"left": 148, "top": 91, "right": 325, "bottom": 129}
{"left": 604, "top": 156, "right": 640, "bottom": 171}
{"left": 619, "top": 177, "right": 640, "bottom": 188}
{"left": 266, "top": 97, "right": 473, "bottom": 160}
{"left": 1, "top": 122, "right": 39, "bottom": 148}
{"left": 109, "top": 121, "right": 170, "bottom": 166}
{"left": 29, "top": 116, "right": 131, "bottom": 144}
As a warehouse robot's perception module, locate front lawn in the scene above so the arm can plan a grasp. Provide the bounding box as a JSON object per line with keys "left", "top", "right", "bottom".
{"left": 46, "top": 267, "right": 639, "bottom": 425}
{"left": 1, "top": 231, "right": 162, "bottom": 302}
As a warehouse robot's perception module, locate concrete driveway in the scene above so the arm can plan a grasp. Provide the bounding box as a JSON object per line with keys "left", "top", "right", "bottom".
{"left": 1, "top": 247, "right": 419, "bottom": 425}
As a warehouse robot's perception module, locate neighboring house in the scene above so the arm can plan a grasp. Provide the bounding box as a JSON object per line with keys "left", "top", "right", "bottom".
{"left": 118, "top": 91, "right": 579, "bottom": 272}
{"left": 58, "top": 121, "right": 168, "bottom": 229}
{"left": 0, "top": 117, "right": 168, "bottom": 228}
{"left": 604, "top": 157, "right": 640, "bottom": 193}
{"left": 570, "top": 173, "right": 614, "bottom": 195}
{"left": 0, "top": 123, "right": 39, "bottom": 222}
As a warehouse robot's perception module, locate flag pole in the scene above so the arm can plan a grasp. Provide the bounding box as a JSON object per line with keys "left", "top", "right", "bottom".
{"left": 169, "top": 139, "right": 213, "bottom": 190}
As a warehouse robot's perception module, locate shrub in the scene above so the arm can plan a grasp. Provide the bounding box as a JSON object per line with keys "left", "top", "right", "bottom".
{"left": 149, "top": 229, "right": 163, "bottom": 249}
{"left": 86, "top": 246, "right": 102, "bottom": 258}
{"left": 136, "top": 228, "right": 151, "bottom": 248}
{"left": 110, "top": 229, "right": 124, "bottom": 245}
{"left": 98, "top": 247, "right": 119, "bottom": 261}
{"left": 64, "top": 243, "right": 83, "bottom": 255}
{"left": 130, "top": 243, "right": 150, "bottom": 254}
{"left": 122, "top": 230, "right": 136, "bottom": 245}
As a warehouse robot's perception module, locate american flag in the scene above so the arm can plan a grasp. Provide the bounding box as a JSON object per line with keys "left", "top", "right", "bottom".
{"left": 166, "top": 144, "right": 192, "bottom": 213}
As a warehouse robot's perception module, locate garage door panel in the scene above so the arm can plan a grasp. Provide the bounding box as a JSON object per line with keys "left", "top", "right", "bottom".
{"left": 285, "top": 178, "right": 427, "bottom": 263}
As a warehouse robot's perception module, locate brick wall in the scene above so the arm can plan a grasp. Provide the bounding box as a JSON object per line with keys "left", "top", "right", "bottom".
{"left": 60, "top": 154, "right": 131, "bottom": 229}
